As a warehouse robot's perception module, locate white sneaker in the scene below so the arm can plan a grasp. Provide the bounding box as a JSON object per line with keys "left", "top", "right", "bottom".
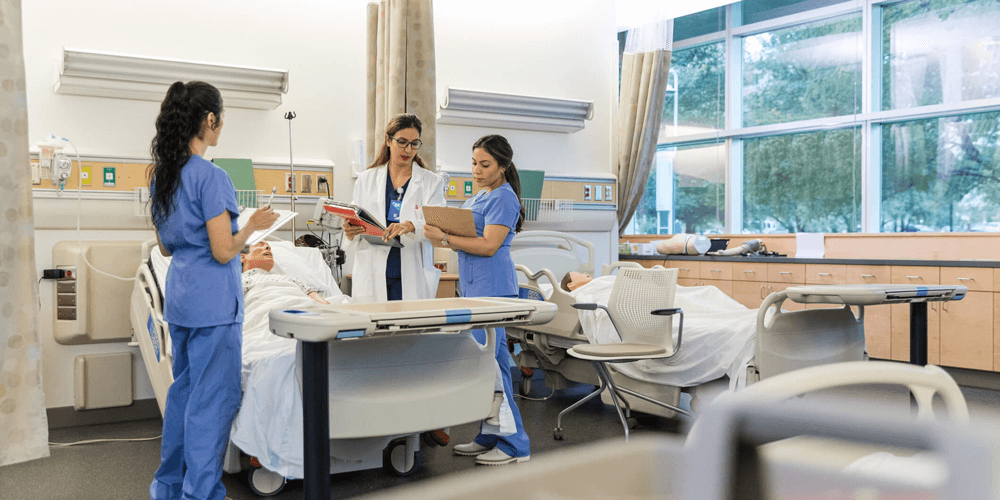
{"left": 475, "top": 447, "right": 530, "bottom": 465}
{"left": 484, "top": 392, "right": 504, "bottom": 426}
{"left": 452, "top": 441, "right": 491, "bottom": 456}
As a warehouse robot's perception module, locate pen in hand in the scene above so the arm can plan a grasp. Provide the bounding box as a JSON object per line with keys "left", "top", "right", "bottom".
{"left": 266, "top": 186, "right": 276, "bottom": 209}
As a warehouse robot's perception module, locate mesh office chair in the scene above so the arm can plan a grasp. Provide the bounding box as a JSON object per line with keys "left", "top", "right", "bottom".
{"left": 556, "top": 267, "right": 693, "bottom": 442}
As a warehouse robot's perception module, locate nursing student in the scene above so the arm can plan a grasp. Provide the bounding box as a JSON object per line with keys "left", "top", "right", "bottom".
{"left": 423, "top": 134, "right": 531, "bottom": 465}
{"left": 344, "top": 113, "right": 446, "bottom": 303}
{"left": 148, "top": 81, "right": 278, "bottom": 500}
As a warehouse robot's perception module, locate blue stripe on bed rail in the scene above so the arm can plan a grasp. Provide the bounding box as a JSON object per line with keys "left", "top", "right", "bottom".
{"left": 917, "top": 287, "right": 928, "bottom": 297}
{"left": 336, "top": 329, "right": 365, "bottom": 339}
{"left": 147, "top": 315, "right": 160, "bottom": 362}
{"left": 446, "top": 309, "right": 473, "bottom": 324}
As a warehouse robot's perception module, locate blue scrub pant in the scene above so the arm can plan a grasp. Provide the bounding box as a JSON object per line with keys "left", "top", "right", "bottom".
{"left": 471, "top": 326, "right": 531, "bottom": 458}
{"left": 151, "top": 323, "right": 242, "bottom": 500}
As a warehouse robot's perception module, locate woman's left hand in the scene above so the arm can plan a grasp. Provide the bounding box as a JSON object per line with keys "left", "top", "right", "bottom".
{"left": 423, "top": 224, "right": 445, "bottom": 243}
{"left": 383, "top": 221, "right": 415, "bottom": 241}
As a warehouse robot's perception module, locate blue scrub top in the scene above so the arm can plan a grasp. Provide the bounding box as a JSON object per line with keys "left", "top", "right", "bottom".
{"left": 458, "top": 183, "right": 520, "bottom": 298}
{"left": 157, "top": 155, "right": 243, "bottom": 327}
{"left": 385, "top": 175, "right": 410, "bottom": 280}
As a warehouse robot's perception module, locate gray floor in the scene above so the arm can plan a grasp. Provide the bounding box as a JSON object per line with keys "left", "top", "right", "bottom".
{"left": 4, "top": 367, "right": 1000, "bottom": 500}
{"left": 0, "top": 369, "right": 685, "bottom": 500}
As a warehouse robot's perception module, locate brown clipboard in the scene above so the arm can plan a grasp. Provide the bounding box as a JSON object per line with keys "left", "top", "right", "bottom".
{"left": 421, "top": 206, "right": 477, "bottom": 237}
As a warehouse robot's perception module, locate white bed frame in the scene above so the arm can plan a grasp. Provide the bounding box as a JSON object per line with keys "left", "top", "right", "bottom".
{"left": 128, "top": 238, "right": 452, "bottom": 496}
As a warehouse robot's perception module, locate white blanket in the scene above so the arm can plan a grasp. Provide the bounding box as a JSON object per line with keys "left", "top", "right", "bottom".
{"left": 229, "top": 281, "right": 351, "bottom": 479}
{"left": 573, "top": 276, "right": 758, "bottom": 389}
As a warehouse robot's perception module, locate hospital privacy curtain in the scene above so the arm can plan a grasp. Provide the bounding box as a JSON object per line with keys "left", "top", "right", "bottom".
{"left": 617, "top": 21, "right": 673, "bottom": 235}
{"left": 366, "top": 0, "right": 437, "bottom": 171}
{"left": 0, "top": 0, "right": 51, "bottom": 467}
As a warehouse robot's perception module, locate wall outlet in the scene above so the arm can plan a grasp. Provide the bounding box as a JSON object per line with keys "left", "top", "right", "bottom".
{"left": 285, "top": 172, "right": 294, "bottom": 193}
{"left": 605, "top": 185, "right": 613, "bottom": 202}
{"left": 583, "top": 185, "right": 592, "bottom": 201}
{"left": 31, "top": 161, "right": 40, "bottom": 185}
{"left": 316, "top": 175, "right": 329, "bottom": 195}
{"left": 102, "top": 166, "right": 116, "bottom": 187}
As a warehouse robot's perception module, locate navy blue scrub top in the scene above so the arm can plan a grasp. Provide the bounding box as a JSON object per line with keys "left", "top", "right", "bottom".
{"left": 458, "top": 183, "right": 520, "bottom": 298}
{"left": 384, "top": 175, "right": 410, "bottom": 279}
{"left": 157, "top": 155, "right": 243, "bottom": 327}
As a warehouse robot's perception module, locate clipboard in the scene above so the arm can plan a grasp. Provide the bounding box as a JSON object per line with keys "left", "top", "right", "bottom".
{"left": 422, "top": 206, "right": 477, "bottom": 237}
{"left": 237, "top": 208, "right": 297, "bottom": 246}
{"left": 322, "top": 201, "right": 403, "bottom": 248}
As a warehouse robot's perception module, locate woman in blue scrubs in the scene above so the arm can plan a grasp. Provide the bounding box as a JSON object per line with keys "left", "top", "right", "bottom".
{"left": 148, "top": 81, "right": 278, "bottom": 500}
{"left": 423, "top": 135, "right": 530, "bottom": 465}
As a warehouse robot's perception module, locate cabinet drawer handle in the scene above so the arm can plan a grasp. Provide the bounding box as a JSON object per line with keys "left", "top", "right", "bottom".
{"left": 860, "top": 274, "right": 875, "bottom": 278}
{"left": 709, "top": 269, "right": 721, "bottom": 273}
{"left": 956, "top": 277, "right": 974, "bottom": 281}
{"left": 760, "top": 286, "right": 765, "bottom": 299}
{"left": 679, "top": 268, "right": 690, "bottom": 271}
{"left": 906, "top": 276, "right": 921, "bottom": 280}
{"left": 743, "top": 270, "right": 755, "bottom": 274}
{"left": 780, "top": 271, "right": 792, "bottom": 275}
{"left": 817, "top": 273, "right": 831, "bottom": 276}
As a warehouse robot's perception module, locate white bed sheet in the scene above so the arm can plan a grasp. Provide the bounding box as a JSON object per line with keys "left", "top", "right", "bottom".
{"left": 571, "top": 276, "right": 758, "bottom": 389}
{"left": 146, "top": 240, "right": 349, "bottom": 478}
{"left": 229, "top": 281, "right": 351, "bottom": 478}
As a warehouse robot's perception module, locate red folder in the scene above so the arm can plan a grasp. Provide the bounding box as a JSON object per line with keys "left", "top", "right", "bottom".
{"left": 322, "top": 201, "right": 402, "bottom": 248}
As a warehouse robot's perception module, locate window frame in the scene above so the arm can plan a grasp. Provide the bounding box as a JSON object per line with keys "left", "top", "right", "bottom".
{"left": 624, "top": 0, "right": 1000, "bottom": 235}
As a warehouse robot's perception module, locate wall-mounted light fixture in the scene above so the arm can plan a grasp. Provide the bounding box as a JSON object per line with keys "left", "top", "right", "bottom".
{"left": 437, "top": 87, "right": 594, "bottom": 133}
{"left": 55, "top": 48, "right": 289, "bottom": 110}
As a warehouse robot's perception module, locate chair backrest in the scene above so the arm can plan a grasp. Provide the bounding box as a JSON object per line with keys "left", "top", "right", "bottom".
{"left": 607, "top": 267, "right": 679, "bottom": 351}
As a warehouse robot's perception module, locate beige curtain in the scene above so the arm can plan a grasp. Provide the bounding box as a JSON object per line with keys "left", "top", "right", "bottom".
{"left": 0, "top": 0, "right": 50, "bottom": 467}
{"left": 366, "top": 0, "right": 437, "bottom": 170}
{"left": 617, "top": 49, "right": 671, "bottom": 235}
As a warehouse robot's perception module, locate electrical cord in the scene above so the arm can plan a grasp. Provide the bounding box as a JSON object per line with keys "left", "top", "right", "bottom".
{"left": 60, "top": 137, "right": 135, "bottom": 282}
{"left": 515, "top": 388, "right": 556, "bottom": 402}
{"left": 49, "top": 434, "right": 162, "bottom": 447}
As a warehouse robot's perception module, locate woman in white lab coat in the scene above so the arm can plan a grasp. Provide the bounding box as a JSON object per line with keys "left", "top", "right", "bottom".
{"left": 344, "top": 113, "right": 446, "bottom": 303}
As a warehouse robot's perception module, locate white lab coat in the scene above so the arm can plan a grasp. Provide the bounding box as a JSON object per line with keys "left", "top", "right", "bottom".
{"left": 346, "top": 164, "right": 446, "bottom": 303}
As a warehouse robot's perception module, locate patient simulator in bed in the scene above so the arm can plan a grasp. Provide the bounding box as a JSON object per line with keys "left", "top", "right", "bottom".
{"left": 567, "top": 273, "right": 758, "bottom": 389}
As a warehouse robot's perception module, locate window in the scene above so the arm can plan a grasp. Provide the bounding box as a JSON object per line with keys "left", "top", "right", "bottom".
{"left": 661, "top": 42, "right": 726, "bottom": 139}
{"left": 881, "top": 110, "right": 1000, "bottom": 232}
{"left": 741, "top": 0, "right": 852, "bottom": 26}
{"left": 881, "top": 0, "right": 1000, "bottom": 111}
{"left": 625, "top": 142, "right": 726, "bottom": 235}
{"left": 742, "top": 14, "right": 863, "bottom": 127}
{"left": 620, "top": 0, "right": 1000, "bottom": 237}
{"left": 674, "top": 7, "right": 725, "bottom": 41}
{"left": 743, "top": 127, "right": 862, "bottom": 233}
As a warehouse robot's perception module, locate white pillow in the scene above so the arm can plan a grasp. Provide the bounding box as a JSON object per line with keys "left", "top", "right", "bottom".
{"left": 148, "top": 239, "right": 339, "bottom": 296}
{"left": 268, "top": 240, "right": 338, "bottom": 295}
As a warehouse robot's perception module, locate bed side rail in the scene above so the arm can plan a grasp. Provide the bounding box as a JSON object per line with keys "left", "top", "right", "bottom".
{"left": 512, "top": 230, "right": 595, "bottom": 276}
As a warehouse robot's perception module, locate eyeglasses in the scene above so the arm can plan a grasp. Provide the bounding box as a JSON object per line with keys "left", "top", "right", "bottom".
{"left": 389, "top": 136, "right": 422, "bottom": 151}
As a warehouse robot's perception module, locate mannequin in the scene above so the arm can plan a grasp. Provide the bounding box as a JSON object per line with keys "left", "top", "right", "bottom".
{"left": 655, "top": 234, "right": 711, "bottom": 256}
{"left": 707, "top": 239, "right": 764, "bottom": 256}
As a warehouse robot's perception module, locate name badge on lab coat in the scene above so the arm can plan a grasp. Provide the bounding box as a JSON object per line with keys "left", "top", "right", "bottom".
{"left": 388, "top": 200, "right": 402, "bottom": 223}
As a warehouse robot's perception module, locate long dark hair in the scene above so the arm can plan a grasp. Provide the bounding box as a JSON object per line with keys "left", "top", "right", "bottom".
{"left": 148, "top": 81, "right": 224, "bottom": 229}
{"left": 473, "top": 134, "right": 525, "bottom": 233}
{"left": 368, "top": 113, "right": 427, "bottom": 170}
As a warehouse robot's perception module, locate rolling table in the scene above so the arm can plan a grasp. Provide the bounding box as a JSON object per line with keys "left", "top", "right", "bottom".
{"left": 268, "top": 297, "right": 557, "bottom": 499}
{"left": 782, "top": 284, "right": 967, "bottom": 367}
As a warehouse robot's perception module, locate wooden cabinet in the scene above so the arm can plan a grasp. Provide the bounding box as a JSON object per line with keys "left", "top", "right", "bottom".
{"left": 767, "top": 263, "right": 806, "bottom": 284}
{"left": 733, "top": 280, "right": 766, "bottom": 309}
{"left": 940, "top": 291, "right": 993, "bottom": 371}
{"left": 699, "top": 262, "right": 733, "bottom": 281}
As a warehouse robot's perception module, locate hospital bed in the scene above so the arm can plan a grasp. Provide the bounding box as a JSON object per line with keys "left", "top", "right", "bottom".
{"left": 508, "top": 249, "right": 966, "bottom": 420}
{"left": 269, "top": 297, "right": 557, "bottom": 499}
{"left": 358, "top": 360, "right": 994, "bottom": 500}
{"left": 132, "top": 238, "right": 531, "bottom": 496}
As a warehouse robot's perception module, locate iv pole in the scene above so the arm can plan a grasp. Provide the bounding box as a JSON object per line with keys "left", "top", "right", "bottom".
{"left": 285, "top": 111, "right": 297, "bottom": 241}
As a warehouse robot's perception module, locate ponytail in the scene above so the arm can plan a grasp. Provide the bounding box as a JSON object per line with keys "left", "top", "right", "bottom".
{"left": 148, "top": 81, "right": 223, "bottom": 229}
{"left": 472, "top": 134, "right": 526, "bottom": 233}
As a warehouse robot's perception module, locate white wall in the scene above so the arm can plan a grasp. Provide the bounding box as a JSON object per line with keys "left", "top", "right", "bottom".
{"left": 434, "top": 0, "right": 616, "bottom": 175}
{"left": 22, "top": 0, "right": 617, "bottom": 409}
